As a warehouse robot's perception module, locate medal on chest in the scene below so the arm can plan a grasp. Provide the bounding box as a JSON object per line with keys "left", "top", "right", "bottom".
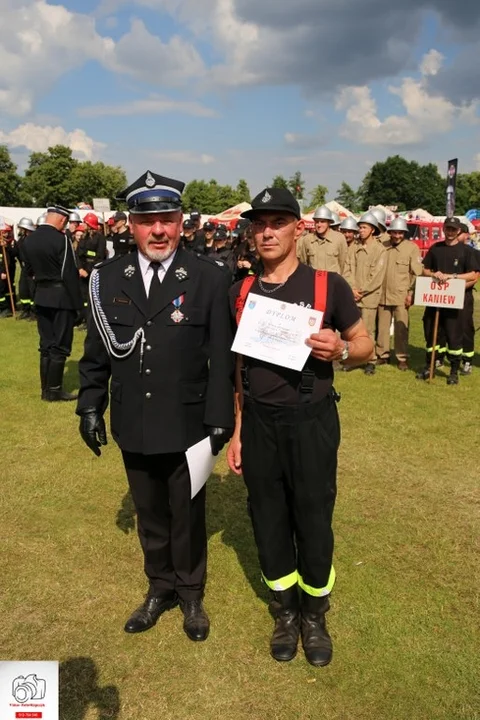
{"left": 171, "top": 294, "right": 185, "bottom": 323}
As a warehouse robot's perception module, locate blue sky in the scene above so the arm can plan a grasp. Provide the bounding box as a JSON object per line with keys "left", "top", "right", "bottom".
{"left": 1, "top": 0, "right": 479, "bottom": 201}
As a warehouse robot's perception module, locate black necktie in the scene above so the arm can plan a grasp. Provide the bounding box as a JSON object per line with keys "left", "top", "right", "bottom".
{"left": 148, "top": 261, "right": 163, "bottom": 312}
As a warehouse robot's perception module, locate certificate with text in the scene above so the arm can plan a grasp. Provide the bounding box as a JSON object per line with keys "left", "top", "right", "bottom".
{"left": 232, "top": 294, "right": 324, "bottom": 371}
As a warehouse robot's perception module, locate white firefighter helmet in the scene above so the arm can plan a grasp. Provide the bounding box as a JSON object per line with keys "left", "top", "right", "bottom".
{"left": 388, "top": 217, "right": 409, "bottom": 234}
{"left": 17, "top": 217, "right": 36, "bottom": 232}
{"left": 339, "top": 216, "right": 359, "bottom": 232}
{"left": 370, "top": 207, "right": 387, "bottom": 231}
{"left": 312, "top": 205, "right": 334, "bottom": 222}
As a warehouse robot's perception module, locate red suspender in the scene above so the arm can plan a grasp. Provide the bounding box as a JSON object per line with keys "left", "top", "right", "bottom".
{"left": 314, "top": 270, "right": 328, "bottom": 323}
{"left": 235, "top": 275, "right": 256, "bottom": 325}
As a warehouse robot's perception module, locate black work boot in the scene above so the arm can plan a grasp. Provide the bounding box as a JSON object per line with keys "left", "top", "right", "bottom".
{"left": 300, "top": 591, "right": 333, "bottom": 667}
{"left": 269, "top": 586, "right": 301, "bottom": 662}
{"left": 40, "top": 355, "right": 50, "bottom": 400}
{"left": 45, "top": 356, "right": 78, "bottom": 401}
{"left": 18, "top": 306, "right": 30, "bottom": 320}
{"left": 447, "top": 361, "right": 460, "bottom": 386}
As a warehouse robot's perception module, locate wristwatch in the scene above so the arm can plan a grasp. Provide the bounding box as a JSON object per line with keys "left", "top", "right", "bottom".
{"left": 341, "top": 341, "right": 350, "bottom": 362}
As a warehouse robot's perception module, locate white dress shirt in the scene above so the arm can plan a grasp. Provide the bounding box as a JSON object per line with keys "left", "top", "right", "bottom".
{"left": 137, "top": 249, "right": 177, "bottom": 296}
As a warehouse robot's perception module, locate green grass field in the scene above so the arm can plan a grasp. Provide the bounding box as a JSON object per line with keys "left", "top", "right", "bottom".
{"left": 0, "top": 306, "right": 479, "bottom": 720}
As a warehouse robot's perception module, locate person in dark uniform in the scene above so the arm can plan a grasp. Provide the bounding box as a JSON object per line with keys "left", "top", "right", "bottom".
{"left": 416, "top": 217, "right": 479, "bottom": 385}
{"left": 458, "top": 222, "right": 479, "bottom": 375}
{"left": 180, "top": 218, "right": 199, "bottom": 252}
{"left": 76, "top": 171, "right": 234, "bottom": 642}
{"left": 190, "top": 210, "right": 205, "bottom": 245}
{"left": 227, "top": 188, "right": 373, "bottom": 667}
{"left": 76, "top": 212, "right": 107, "bottom": 327}
{"left": 16, "top": 217, "right": 37, "bottom": 320}
{"left": 111, "top": 211, "right": 134, "bottom": 257}
{"left": 210, "top": 227, "right": 236, "bottom": 278}
{"left": 0, "top": 224, "right": 17, "bottom": 318}
{"left": 23, "top": 205, "right": 83, "bottom": 401}
{"left": 203, "top": 221, "right": 216, "bottom": 254}
{"left": 234, "top": 226, "right": 261, "bottom": 282}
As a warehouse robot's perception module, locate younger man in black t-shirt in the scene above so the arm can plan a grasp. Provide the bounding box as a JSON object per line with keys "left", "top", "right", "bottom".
{"left": 416, "top": 217, "right": 479, "bottom": 385}
{"left": 227, "top": 188, "right": 373, "bottom": 667}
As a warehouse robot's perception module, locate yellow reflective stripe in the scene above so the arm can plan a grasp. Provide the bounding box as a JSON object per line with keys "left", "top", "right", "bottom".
{"left": 86, "top": 250, "right": 96, "bottom": 257}
{"left": 463, "top": 351, "right": 474, "bottom": 358}
{"left": 298, "top": 567, "right": 336, "bottom": 597}
{"left": 437, "top": 347, "right": 447, "bottom": 353}
{"left": 426, "top": 346, "right": 440, "bottom": 352}
{"left": 448, "top": 348, "right": 463, "bottom": 356}
{"left": 262, "top": 570, "right": 298, "bottom": 592}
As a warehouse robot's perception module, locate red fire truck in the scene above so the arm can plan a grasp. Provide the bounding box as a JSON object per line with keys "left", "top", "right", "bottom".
{"left": 406, "top": 221, "right": 444, "bottom": 258}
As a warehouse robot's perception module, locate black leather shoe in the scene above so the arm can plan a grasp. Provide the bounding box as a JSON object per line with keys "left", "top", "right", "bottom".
{"left": 300, "top": 592, "right": 333, "bottom": 667}
{"left": 269, "top": 587, "right": 300, "bottom": 662}
{"left": 124, "top": 592, "right": 178, "bottom": 634}
{"left": 180, "top": 599, "right": 210, "bottom": 641}
{"left": 447, "top": 372, "right": 459, "bottom": 386}
{"left": 364, "top": 363, "right": 376, "bottom": 375}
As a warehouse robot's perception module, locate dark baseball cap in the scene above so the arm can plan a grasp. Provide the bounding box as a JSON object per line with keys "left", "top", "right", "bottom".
{"left": 183, "top": 218, "right": 195, "bottom": 230}
{"left": 444, "top": 216, "right": 462, "bottom": 230}
{"left": 203, "top": 221, "right": 215, "bottom": 231}
{"left": 190, "top": 210, "right": 201, "bottom": 219}
{"left": 460, "top": 222, "right": 469, "bottom": 234}
{"left": 241, "top": 188, "right": 301, "bottom": 220}
{"left": 214, "top": 228, "right": 228, "bottom": 241}
{"left": 113, "top": 211, "right": 127, "bottom": 222}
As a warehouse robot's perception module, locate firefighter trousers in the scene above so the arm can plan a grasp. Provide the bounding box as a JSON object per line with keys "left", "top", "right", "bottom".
{"left": 240, "top": 392, "right": 339, "bottom": 596}
{"left": 423, "top": 307, "right": 462, "bottom": 368}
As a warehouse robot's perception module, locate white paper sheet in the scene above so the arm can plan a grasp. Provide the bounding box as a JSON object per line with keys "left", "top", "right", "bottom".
{"left": 232, "top": 293, "right": 324, "bottom": 371}
{"left": 186, "top": 436, "right": 217, "bottom": 499}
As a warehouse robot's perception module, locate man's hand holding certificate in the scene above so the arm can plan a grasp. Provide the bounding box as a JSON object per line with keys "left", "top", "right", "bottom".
{"left": 231, "top": 294, "right": 324, "bottom": 371}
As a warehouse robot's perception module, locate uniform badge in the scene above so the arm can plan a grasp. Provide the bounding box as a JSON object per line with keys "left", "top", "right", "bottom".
{"left": 215, "top": 260, "right": 224, "bottom": 267}
{"left": 261, "top": 190, "right": 272, "bottom": 203}
{"left": 124, "top": 264, "right": 136, "bottom": 278}
{"left": 145, "top": 171, "right": 155, "bottom": 188}
{"left": 175, "top": 267, "right": 188, "bottom": 281}
{"left": 171, "top": 309, "right": 185, "bottom": 323}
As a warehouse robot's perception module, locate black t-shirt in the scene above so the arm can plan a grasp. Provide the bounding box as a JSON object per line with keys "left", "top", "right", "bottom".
{"left": 113, "top": 229, "right": 133, "bottom": 255}
{"left": 229, "top": 263, "right": 361, "bottom": 404}
{"left": 423, "top": 241, "right": 479, "bottom": 276}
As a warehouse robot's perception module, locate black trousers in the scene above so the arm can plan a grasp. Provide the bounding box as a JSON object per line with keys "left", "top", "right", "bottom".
{"left": 423, "top": 307, "right": 463, "bottom": 366}
{"left": 122, "top": 451, "right": 206, "bottom": 601}
{"left": 36, "top": 306, "right": 75, "bottom": 359}
{"left": 241, "top": 393, "right": 339, "bottom": 595}
{"left": 460, "top": 291, "right": 475, "bottom": 360}
{"left": 19, "top": 267, "right": 35, "bottom": 305}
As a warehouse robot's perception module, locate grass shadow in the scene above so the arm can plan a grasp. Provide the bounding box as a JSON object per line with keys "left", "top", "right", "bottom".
{"left": 207, "top": 472, "right": 269, "bottom": 604}
{"left": 64, "top": 358, "right": 79, "bottom": 393}
{"left": 60, "top": 657, "right": 120, "bottom": 720}
{"left": 116, "top": 491, "right": 136, "bottom": 534}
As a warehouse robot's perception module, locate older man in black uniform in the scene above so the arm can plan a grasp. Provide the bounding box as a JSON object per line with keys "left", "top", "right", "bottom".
{"left": 23, "top": 205, "right": 82, "bottom": 401}
{"left": 227, "top": 188, "right": 373, "bottom": 667}
{"left": 76, "top": 171, "right": 234, "bottom": 642}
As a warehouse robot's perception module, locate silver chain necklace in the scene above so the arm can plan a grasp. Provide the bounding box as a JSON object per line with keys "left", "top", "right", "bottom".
{"left": 258, "top": 275, "right": 287, "bottom": 294}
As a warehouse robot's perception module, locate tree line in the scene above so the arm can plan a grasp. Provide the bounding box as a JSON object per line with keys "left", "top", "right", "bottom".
{"left": 1, "top": 145, "right": 479, "bottom": 215}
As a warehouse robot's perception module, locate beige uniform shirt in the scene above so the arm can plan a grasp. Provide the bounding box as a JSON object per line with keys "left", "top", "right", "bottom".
{"left": 379, "top": 239, "right": 423, "bottom": 306}
{"left": 297, "top": 228, "right": 347, "bottom": 274}
{"left": 378, "top": 231, "right": 391, "bottom": 247}
{"left": 344, "top": 239, "right": 387, "bottom": 309}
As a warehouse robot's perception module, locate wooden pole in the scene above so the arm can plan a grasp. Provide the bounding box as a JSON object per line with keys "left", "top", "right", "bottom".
{"left": 428, "top": 309, "right": 440, "bottom": 382}
{"left": 0, "top": 233, "right": 16, "bottom": 318}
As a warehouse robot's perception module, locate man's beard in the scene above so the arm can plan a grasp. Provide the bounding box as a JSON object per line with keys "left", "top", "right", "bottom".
{"left": 144, "top": 245, "right": 176, "bottom": 262}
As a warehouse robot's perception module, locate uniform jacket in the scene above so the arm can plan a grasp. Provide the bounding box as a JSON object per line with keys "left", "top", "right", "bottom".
{"left": 76, "top": 247, "right": 234, "bottom": 456}
{"left": 23, "top": 225, "right": 82, "bottom": 310}
{"left": 380, "top": 239, "right": 423, "bottom": 306}
{"left": 296, "top": 228, "right": 348, "bottom": 275}
{"left": 77, "top": 232, "right": 107, "bottom": 273}
{"left": 343, "top": 239, "right": 387, "bottom": 309}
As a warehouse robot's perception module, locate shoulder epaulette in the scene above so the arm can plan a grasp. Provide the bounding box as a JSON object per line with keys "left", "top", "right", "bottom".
{"left": 94, "top": 254, "right": 124, "bottom": 270}
{"left": 196, "top": 253, "right": 230, "bottom": 272}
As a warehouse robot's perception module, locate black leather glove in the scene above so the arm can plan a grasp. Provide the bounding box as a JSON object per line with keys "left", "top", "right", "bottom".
{"left": 79, "top": 408, "right": 107, "bottom": 457}
{"left": 209, "top": 427, "right": 233, "bottom": 457}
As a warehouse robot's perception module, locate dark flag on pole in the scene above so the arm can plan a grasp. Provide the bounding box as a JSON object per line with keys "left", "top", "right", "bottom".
{"left": 446, "top": 159, "right": 458, "bottom": 217}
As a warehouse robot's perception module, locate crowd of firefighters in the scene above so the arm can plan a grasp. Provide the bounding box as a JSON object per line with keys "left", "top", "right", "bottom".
{"left": 1, "top": 203, "right": 478, "bottom": 382}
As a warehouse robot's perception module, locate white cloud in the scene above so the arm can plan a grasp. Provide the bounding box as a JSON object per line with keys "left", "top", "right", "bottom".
{"left": 78, "top": 94, "right": 217, "bottom": 118}
{"left": 0, "top": 124, "right": 105, "bottom": 159}
{"left": 336, "top": 50, "right": 479, "bottom": 146}
{"left": 154, "top": 150, "right": 216, "bottom": 165}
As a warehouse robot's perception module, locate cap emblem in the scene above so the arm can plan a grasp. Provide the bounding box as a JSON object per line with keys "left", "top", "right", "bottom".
{"left": 261, "top": 190, "right": 272, "bottom": 204}
{"left": 145, "top": 172, "right": 155, "bottom": 188}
